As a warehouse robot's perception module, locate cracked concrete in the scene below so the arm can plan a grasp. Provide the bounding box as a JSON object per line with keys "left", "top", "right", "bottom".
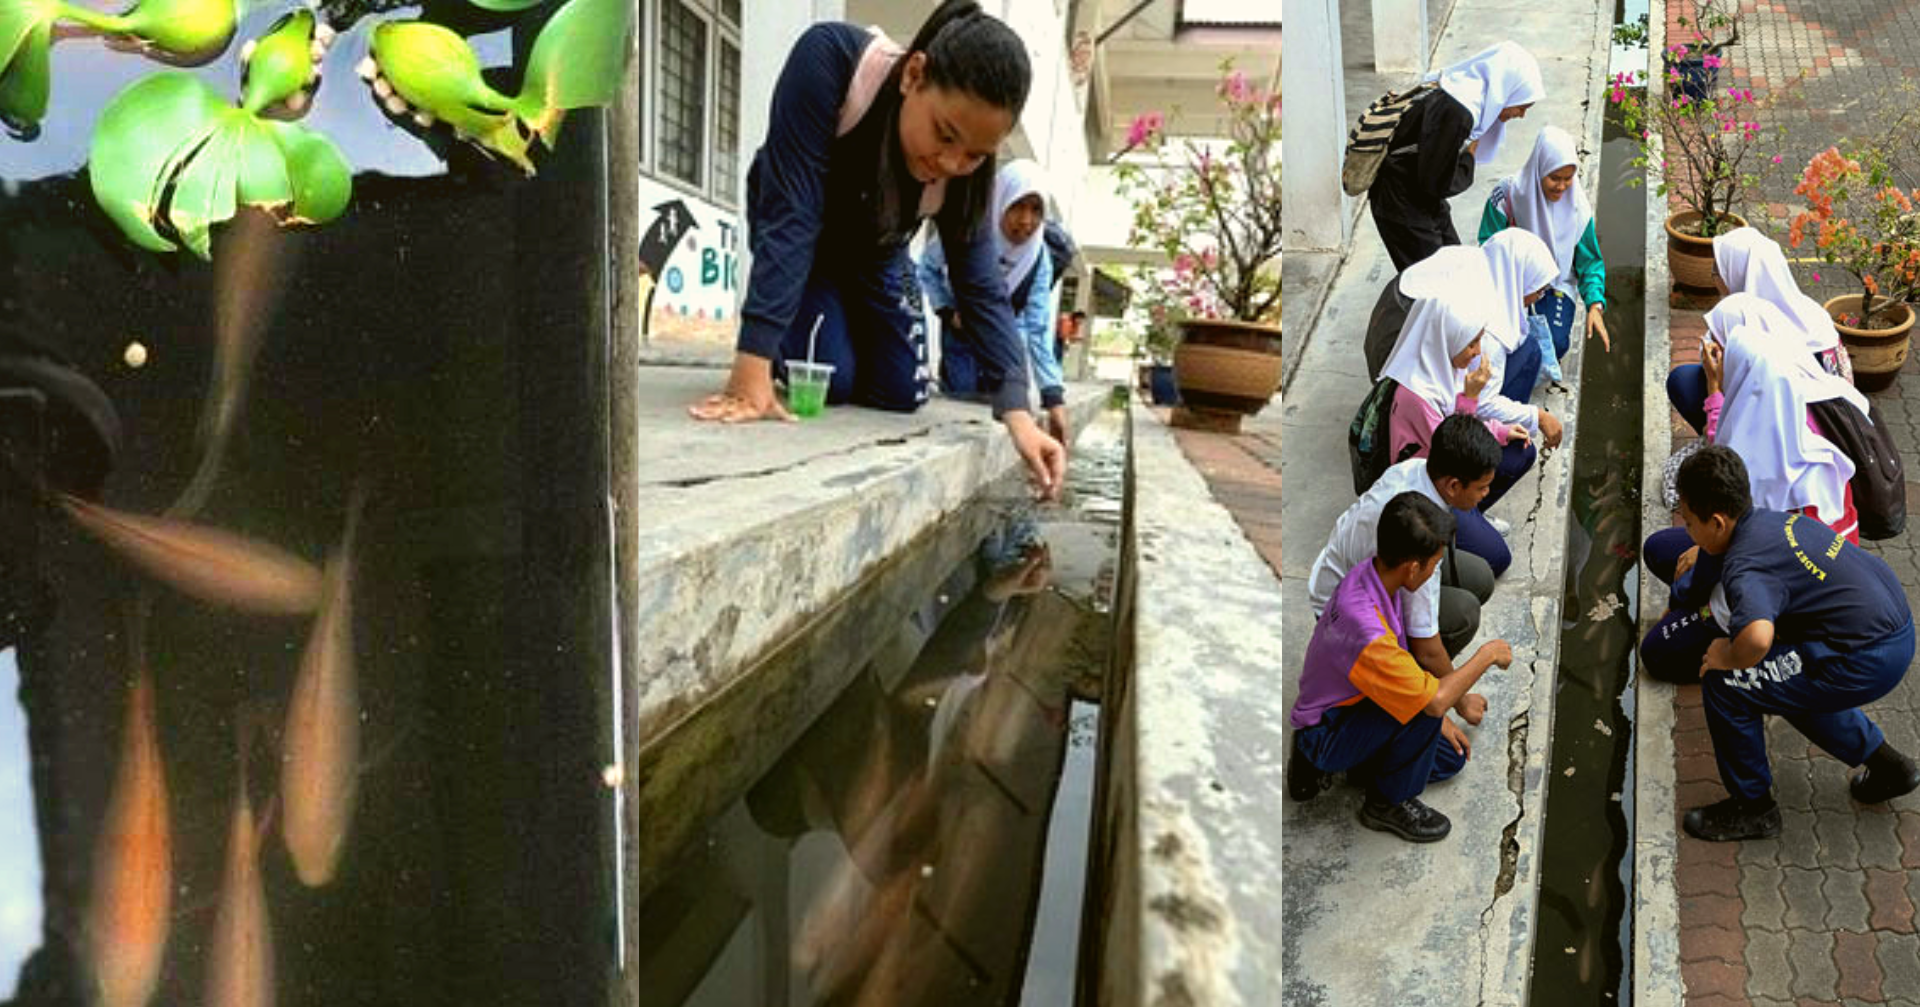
{"left": 634, "top": 365, "right": 1109, "bottom": 748}
{"left": 1280, "top": 1, "right": 1614, "bottom": 1003}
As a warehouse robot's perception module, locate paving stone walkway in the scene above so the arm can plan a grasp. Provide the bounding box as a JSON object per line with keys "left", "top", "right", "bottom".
{"left": 1663, "top": 2, "right": 1920, "bottom": 1001}
{"left": 1168, "top": 405, "right": 1282, "bottom": 580}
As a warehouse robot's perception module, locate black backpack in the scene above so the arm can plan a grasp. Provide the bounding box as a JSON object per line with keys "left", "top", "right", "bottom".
{"left": 1349, "top": 377, "right": 1420, "bottom": 495}
{"left": 1342, "top": 82, "right": 1438, "bottom": 196}
{"left": 1365, "top": 275, "right": 1412, "bottom": 381}
{"left": 1808, "top": 396, "right": 1906, "bottom": 540}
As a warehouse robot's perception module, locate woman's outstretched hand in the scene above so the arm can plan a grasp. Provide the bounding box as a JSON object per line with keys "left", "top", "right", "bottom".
{"left": 689, "top": 353, "right": 796, "bottom": 424}
{"left": 1006, "top": 411, "right": 1065, "bottom": 501}
{"left": 1587, "top": 303, "right": 1611, "bottom": 353}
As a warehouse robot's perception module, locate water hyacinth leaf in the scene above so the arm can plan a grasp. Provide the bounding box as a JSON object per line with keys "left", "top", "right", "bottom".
{"left": 115, "top": 0, "right": 236, "bottom": 58}
{"left": 465, "top": 0, "right": 545, "bottom": 11}
{"left": 371, "top": 21, "right": 530, "bottom": 171}
{"left": 234, "top": 117, "right": 292, "bottom": 210}
{"left": 167, "top": 119, "right": 240, "bottom": 260}
{"left": 515, "top": 0, "right": 632, "bottom": 144}
{"left": 0, "top": 0, "right": 52, "bottom": 76}
{"left": 239, "top": 8, "right": 313, "bottom": 114}
{"left": 0, "top": 17, "right": 48, "bottom": 125}
{"left": 89, "top": 73, "right": 226, "bottom": 252}
{"left": 268, "top": 120, "right": 350, "bottom": 223}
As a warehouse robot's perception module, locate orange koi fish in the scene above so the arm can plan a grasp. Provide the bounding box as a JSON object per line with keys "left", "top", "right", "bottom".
{"left": 280, "top": 494, "right": 363, "bottom": 886}
{"left": 59, "top": 493, "right": 323, "bottom": 615}
{"left": 83, "top": 673, "right": 172, "bottom": 1007}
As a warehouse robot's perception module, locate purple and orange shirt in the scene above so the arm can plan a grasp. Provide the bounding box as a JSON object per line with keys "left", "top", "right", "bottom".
{"left": 1290, "top": 560, "right": 1439, "bottom": 729}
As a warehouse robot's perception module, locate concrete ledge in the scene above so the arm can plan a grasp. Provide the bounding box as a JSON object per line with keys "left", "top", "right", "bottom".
{"left": 632, "top": 365, "right": 1109, "bottom": 748}
{"left": 1099, "top": 404, "right": 1285, "bottom": 1006}
{"left": 1632, "top": 4, "right": 1688, "bottom": 1004}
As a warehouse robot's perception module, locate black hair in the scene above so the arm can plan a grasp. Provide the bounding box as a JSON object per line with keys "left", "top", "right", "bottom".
{"left": 1427, "top": 414, "right": 1501, "bottom": 486}
{"left": 907, "top": 0, "right": 1031, "bottom": 236}
{"left": 1378, "top": 492, "right": 1455, "bottom": 568}
{"left": 908, "top": 0, "right": 1032, "bottom": 118}
{"left": 1677, "top": 445, "right": 1752, "bottom": 523}
{"left": 1071, "top": 310, "right": 1088, "bottom": 321}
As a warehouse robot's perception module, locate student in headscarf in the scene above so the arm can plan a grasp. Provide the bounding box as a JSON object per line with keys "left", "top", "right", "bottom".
{"left": 1479, "top": 126, "right": 1610, "bottom": 370}
{"left": 1667, "top": 292, "right": 1803, "bottom": 434}
{"left": 1475, "top": 229, "right": 1565, "bottom": 448}
{"left": 1378, "top": 250, "right": 1536, "bottom": 513}
{"left": 919, "top": 158, "right": 1071, "bottom": 447}
{"left": 1712, "top": 227, "right": 1852, "bottom": 381}
{"left": 1645, "top": 320, "right": 1863, "bottom": 602}
{"left": 1367, "top": 40, "right": 1546, "bottom": 272}
{"left": 687, "top": 1, "right": 1066, "bottom": 499}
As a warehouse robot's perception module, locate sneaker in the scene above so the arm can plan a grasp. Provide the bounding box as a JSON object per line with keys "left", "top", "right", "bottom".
{"left": 1287, "top": 734, "right": 1332, "bottom": 803}
{"left": 1358, "top": 795, "right": 1451, "bottom": 842}
{"left": 1851, "top": 742, "right": 1920, "bottom": 805}
{"left": 1682, "top": 796, "right": 1782, "bottom": 842}
{"left": 1489, "top": 516, "right": 1513, "bottom": 537}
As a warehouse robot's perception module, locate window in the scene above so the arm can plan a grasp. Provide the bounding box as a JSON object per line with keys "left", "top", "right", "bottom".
{"left": 657, "top": 0, "right": 708, "bottom": 186}
{"left": 714, "top": 39, "right": 741, "bottom": 200}
{"left": 644, "top": 0, "right": 743, "bottom": 206}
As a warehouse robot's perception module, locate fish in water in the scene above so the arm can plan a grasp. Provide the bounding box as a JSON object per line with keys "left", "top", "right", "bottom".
{"left": 83, "top": 672, "right": 172, "bottom": 1007}
{"left": 58, "top": 493, "right": 323, "bottom": 615}
{"left": 281, "top": 494, "right": 363, "bottom": 886}
{"left": 205, "top": 730, "right": 275, "bottom": 1007}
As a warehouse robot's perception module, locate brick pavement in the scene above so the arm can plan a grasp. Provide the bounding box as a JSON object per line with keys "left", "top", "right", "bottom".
{"left": 1166, "top": 409, "right": 1281, "bottom": 581}
{"left": 1665, "top": 3, "right": 1920, "bottom": 1001}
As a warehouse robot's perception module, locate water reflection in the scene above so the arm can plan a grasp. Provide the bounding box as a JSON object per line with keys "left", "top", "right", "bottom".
{"left": 632, "top": 418, "right": 1125, "bottom": 1007}
{"left": 0, "top": 651, "right": 42, "bottom": 1001}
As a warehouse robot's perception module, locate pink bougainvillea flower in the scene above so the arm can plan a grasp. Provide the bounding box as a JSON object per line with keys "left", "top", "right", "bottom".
{"left": 1703, "top": 54, "right": 1722, "bottom": 69}
{"left": 1813, "top": 272, "right": 1822, "bottom": 281}
{"left": 1125, "top": 111, "right": 1164, "bottom": 149}
{"left": 1772, "top": 155, "right": 1783, "bottom": 164}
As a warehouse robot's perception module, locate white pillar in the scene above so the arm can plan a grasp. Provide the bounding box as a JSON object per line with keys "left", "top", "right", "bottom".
{"left": 1282, "top": 0, "right": 1351, "bottom": 251}
{"left": 1369, "top": 0, "right": 1427, "bottom": 74}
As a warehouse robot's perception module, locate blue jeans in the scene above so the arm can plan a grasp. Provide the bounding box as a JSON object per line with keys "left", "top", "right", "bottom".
{"left": 1703, "top": 622, "right": 1912, "bottom": 799}
{"left": 774, "top": 250, "right": 930, "bottom": 411}
{"left": 1294, "top": 699, "right": 1468, "bottom": 804}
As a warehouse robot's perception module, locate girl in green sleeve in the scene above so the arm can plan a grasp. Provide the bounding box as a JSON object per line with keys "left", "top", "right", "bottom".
{"left": 1477, "top": 126, "right": 1609, "bottom": 388}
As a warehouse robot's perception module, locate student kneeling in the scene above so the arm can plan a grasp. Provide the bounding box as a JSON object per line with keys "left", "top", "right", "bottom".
{"left": 1642, "top": 446, "right": 1920, "bottom": 841}
{"left": 1289, "top": 493, "right": 1514, "bottom": 842}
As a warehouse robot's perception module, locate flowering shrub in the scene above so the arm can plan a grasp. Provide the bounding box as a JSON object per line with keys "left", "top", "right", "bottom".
{"left": 1112, "top": 63, "right": 1281, "bottom": 324}
{"left": 1608, "top": 75, "right": 1781, "bottom": 237}
{"left": 1788, "top": 144, "right": 1920, "bottom": 324}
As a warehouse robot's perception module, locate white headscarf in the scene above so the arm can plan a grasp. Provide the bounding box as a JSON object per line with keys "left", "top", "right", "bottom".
{"left": 1427, "top": 41, "right": 1546, "bottom": 165}
{"left": 1479, "top": 229, "right": 1559, "bottom": 352}
{"left": 1504, "top": 126, "right": 1592, "bottom": 295}
{"left": 1712, "top": 227, "right": 1842, "bottom": 355}
{"left": 1715, "top": 323, "right": 1856, "bottom": 519}
{"left": 1706, "top": 293, "right": 1871, "bottom": 416}
{"left": 1382, "top": 249, "right": 1495, "bottom": 417}
{"left": 989, "top": 159, "right": 1048, "bottom": 293}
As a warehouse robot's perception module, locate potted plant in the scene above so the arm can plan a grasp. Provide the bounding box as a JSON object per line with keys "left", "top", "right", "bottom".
{"left": 1612, "top": 3, "right": 1739, "bottom": 103}
{"left": 1127, "top": 269, "right": 1184, "bottom": 406}
{"left": 1788, "top": 144, "right": 1920, "bottom": 391}
{"left": 1609, "top": 72, "right": 1780, "bottom": 292}
{"left": 1114, "top": 63, "right": 1281, "bottom": 433}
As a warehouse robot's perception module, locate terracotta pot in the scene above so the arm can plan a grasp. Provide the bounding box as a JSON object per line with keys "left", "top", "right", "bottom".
{"left": 1171, "top": 319, "right": 1282, "bottom": 432}
{"left": 1824, "top": 294, "right": 1916, "bottom": 393}
{"left": 1665, "top": 210, "right": 1747, "bottom": 293}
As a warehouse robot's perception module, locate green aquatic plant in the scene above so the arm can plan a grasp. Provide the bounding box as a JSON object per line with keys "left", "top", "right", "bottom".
{"left": 363, "top": 0, "right": 629, "bottom": 174}
{"left": 0, "top": 0, "right": 237, "bottom": 126}
{"left": 89, "top": 11, "right": 349, "bottom": 258}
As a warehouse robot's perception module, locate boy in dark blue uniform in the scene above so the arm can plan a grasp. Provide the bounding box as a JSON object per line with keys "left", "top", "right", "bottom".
{"left": 1666, "top": 446, "right": 1920, "bottom": 841}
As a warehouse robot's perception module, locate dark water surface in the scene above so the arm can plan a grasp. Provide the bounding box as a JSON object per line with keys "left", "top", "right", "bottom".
{"left": 1525, "top": 121, "right": 1648, "bottom": 1003}
{"left": 1, "top": 5, "right": 620, "bottom": 1005}
{"left": 627, "top": 411, "right": 1126, "bottom": 1007}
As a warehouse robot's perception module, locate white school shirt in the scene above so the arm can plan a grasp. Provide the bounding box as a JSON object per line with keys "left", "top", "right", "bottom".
{"left": 1308, "top": 459, "right": 1450, "bottom": 640}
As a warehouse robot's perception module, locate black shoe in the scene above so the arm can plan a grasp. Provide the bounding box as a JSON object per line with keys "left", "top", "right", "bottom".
{"left": 1358, "top": 795, "right": 1451, "bottom": 842}
{"left": 1287, "top": 734, "right": 1332, "bottom": 803}
{"left": 1683, "top": 795, "right": 1782, "bottom": 842}
{"left": 1851, "top": 741, "right": 1920, "bottom": 805}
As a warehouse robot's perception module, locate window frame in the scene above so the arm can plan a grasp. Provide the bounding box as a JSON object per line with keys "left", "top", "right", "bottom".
{"left": 638, "top": 0, "right": 744, "bottom": 210}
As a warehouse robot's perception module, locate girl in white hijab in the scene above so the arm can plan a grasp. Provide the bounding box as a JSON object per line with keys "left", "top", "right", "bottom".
{"left": 1474, "top": 229, "right": 1565, "bottom": 448}
{"left": 1705, "top": 323, "right": 1860, "bottom": 540}
{"left": 1480, "top": 127, "right": 1611, "bottom": 377}
{"left": 1366, "top": 40, "right": 1545, "bottom": 271}
{"left": 1379, "top": 249, "right": 1537, "bottom": 508}
{"left": 1712, "top": 227, "right": 1851, "bottom": 381}
{"left": 919, "top": 159, "right": 1069, "bottom": 444}
{"left": 1667, "top": 291, "right": 1870, "bottom": 435}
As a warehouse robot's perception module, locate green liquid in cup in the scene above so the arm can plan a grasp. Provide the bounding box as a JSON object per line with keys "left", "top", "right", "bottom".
{"left": 790, "top": 380, "right": 828, "bottom": 418}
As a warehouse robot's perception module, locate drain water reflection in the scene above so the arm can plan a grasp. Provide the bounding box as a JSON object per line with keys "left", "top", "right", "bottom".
{"left": 630, "top": 412, "right": 1126, "bottom": 1007}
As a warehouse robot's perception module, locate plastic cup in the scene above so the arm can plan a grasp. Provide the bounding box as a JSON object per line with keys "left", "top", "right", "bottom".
{"left": 788, "top": 361, "right": 834, "bottom": 418}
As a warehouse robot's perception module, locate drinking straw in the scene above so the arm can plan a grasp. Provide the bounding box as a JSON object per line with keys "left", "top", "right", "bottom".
{"left": 807, "top": 314, "right": 824, "bottom": 365}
